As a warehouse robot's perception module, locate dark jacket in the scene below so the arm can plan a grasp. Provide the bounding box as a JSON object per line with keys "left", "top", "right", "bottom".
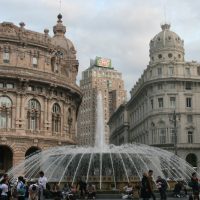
{"left": 190, "top": 178, "right": 199, "bottom": 193}
{"left": 141, "top": 175, "right": 151, "bottom": 198}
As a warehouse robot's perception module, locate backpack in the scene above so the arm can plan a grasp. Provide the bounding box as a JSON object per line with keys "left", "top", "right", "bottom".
{"left": 17, "top": 182, "right": 26, "bottom": 196}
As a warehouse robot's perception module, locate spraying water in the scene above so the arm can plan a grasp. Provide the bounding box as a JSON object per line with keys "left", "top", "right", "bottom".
{"left": 95, "top": 92, "right": 105, "bottom": 149}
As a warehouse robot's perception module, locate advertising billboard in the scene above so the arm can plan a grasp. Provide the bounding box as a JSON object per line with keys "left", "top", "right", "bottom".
{"left": 95, "top": 57, "right": 112, "bottom": 68}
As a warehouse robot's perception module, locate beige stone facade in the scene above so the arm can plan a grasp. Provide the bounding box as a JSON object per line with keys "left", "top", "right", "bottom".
{"left": 109, "top": 24, "right": 200, "bottom": 171}
{"left": 77, "top": 57, "right": 126, "bottom": 146}
{"left": 0, "top": 14, "right": 82, "bottom": 174}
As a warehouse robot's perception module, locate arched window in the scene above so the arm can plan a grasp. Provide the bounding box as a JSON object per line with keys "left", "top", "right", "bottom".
{"left": 52, "top": 103, "right": 61, "bottom": 133}
{"left": 186, "top": 153, "right": 197, "bottom": 168}
{"left": 0, "top": 96, "right": 12, "bottom": 129}
{"left": 27, "top": 99, "right": 41, "bottom": 131}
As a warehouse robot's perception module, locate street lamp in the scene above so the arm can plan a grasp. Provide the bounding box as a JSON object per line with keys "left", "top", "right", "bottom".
{"left": 169, "top": 110, "right": 180, "bottom": 155}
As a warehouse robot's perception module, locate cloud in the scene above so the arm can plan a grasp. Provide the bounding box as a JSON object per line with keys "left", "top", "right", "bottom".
{"left": 0, "top": 0, "right": 200, "bottom": 99}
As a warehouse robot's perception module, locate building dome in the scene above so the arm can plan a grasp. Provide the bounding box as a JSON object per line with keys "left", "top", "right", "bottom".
{"left": 149, "top": 24, "right": 184, "bottom": 63}
{"left": 52, "top": 14, "right": 76, "bottom": 58}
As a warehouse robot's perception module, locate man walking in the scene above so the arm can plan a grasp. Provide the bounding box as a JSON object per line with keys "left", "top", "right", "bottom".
{"left": 148, "top": 170, "right": 156, "bottom": 200}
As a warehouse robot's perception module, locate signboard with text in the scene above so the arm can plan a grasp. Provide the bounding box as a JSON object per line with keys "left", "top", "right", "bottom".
{"left": 95, "top": 57, "right": 112, "bottom": 68}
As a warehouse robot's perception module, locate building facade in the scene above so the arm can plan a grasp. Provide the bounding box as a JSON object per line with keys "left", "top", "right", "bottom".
{"left": 0, "top": 14, "right": 82, "bottom": 174}
{"left": 77, "top": 57, "right": 126, "bottom": 146}
{"left": 109, "top": 24, "right": 200, "bottom": 170}
{"left": 108, "top": 103, "right": 129, "bottom": 145}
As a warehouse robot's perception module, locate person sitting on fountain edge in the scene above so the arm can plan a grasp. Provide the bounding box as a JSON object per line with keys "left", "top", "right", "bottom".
{"left": 86, "top": 183, "right": 96, "bottom": 200}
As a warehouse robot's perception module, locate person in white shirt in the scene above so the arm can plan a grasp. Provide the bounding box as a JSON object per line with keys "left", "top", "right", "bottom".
{"left": 38, "top": 171, "right": 47, "bottom": 200}
{"left": 0, "top": 179, "right": 8, "bottom": 200}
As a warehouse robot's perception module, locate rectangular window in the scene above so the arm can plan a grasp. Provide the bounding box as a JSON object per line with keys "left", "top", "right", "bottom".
{"left": 150, "top": 70, "right": 152, "bottom": 77}
{"left": 169, "top": 82, "right": 175, "bottom": 89}
{"left": 170, "top": 97, "right": 176, "bottom": 108}
{"left": 169, "top": 67, "right": 174, "bottom": 76}
{"left": 185, "top": 82, "right": 192, "bottom": 90}
{"left": 158, "top": 68, "right": 162, "bottom": 75}
{"left": 158, "top": 98, "right": 163, "bottom": 108}
{"left": 6, "top": 83, "right": 14, "bottom": 89}
{"left": 160, "top": 128, "right": 166, "bottom": 144}
{"left": 185, "top": 67, "right": 190, "bottom": 76}
{"left": 32, "top": 57, "right": 38, "bottom": 67}
{"left": 3, "top": 52, "right": 10, "bottom": 63}
{"left": 170, "top": 128, "right": 175, "bottom": 144}
{"left": 186, "top": 97, "right": 192, "bottom": 108}
{"left": 158, "top": 84, "right": 163, "bottom": 90}
{"left": 27, "top": 86, "right": 35, "bottom": 91}
{"left": 150, "top": 99, "right": 153, "bottom": 110}
{"left": 188, "top": 131, "right": 193, "bottom": 143}
{"left": 0, "top": 83, "right": 4, "bottom": 88}
{"left": 187, "top": 115, "right": 193, "bottom": 123}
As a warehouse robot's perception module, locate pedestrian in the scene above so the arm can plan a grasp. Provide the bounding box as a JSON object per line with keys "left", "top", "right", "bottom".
{"left": 17, "top": 176, "right": 26, "bottom": 200}
{"left": 141, "top": 172, "right": 151, "bottom": 200}
{"left": 148, "top": 170, "right": 156, "bottom": 200}
{"left": 2, "top": 174, "right": 11, "bottom": 200}
{"left": 0, "top": 178, "right": 9, "bottom": 200}
{"left": 188, "top": 172, "right": 199, "bottom": 200}
{"left": 38, "top": 171, "right": 47, "bottom": 200}
{"left": 156, "top": 176, "right": 167, "bottom": 200}
{"left": 76, "top": 177, "right": 87, "bottom": 199}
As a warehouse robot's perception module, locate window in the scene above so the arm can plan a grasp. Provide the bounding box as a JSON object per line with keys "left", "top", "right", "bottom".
{"left": 27, "top": 86, "right": 35, "bottom": 91}
{"left": 149, "top": 70, "right": 152, "bottom": 77}
{"left": 52, "top": 103, "right": 61, "bottom": 133}
{"left": 170, "top": 128, "right": 175, "bottom": 144}
{"left": 27, "top": 99, "right": 41, "bottom": 130}
{"left": 185, "top": 67, "right": 190, "bottom": 76}
{"left": 169, "top": 82, "right": 175, "bottom": 89}
{"left": 158, "top": 84, "right": 163, "bottom": 90}
{"left": 32, "top": 57, "right": 38, "bottom": 67}
{"left": 186, "top": 97, "right": 192, "bottom": 108}
{"left": 0, "top": 96, "right": 12, "bottom": 129}
{"left": 3, "top": 52, "right": 9, "bottom": 63}
{"left": 160, "top": 128, "right": 166, "bottom": 144}
{"left": 188, "top": 131, "right": 193, "bottom": 143}
{"left": 158, "top": 68, "right": 162, "bottom": 76}
{"left": 185, "top": 82, "right": 192, "bottom": 90}
{"left": 187, "top": 115, "right": 193, "bottom": 123}
{"left": 168, "top": 67, "right": 174, "bottom": 76}
{"left": 170, "top": 97, "right": 176, "bottom": 108}
{"left": 151, "top": 99, "right": 153, "bottom": 109}
{"left": 51, "top": 57, "right": 58, "bottom": 73}
{"left": 0, "top": 83, "right": 4, "bottom": 88}
{"left": 168, "top": 53, "right": 173, "bottom": 58}
{"left": 158, "top": 98, "right": 163, "bottom": 108}
{"left": 6, "top": 83, "right": 14, "bottom": 89}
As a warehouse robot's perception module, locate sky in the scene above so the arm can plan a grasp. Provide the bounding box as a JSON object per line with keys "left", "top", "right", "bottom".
{"left": 1, "top": 0, "right": 200, "bottom": 99}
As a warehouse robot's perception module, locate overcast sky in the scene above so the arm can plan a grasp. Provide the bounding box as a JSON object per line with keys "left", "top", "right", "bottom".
{"left": 1, "top": 0, "right": 200, "bottom": 98}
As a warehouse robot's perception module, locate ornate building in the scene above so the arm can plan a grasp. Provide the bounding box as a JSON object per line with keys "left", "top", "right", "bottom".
{"left": 77, "top": 57, "right": 127, "bottom": 146}
{"left": 0, "top": 14, "right": 82, "bottom": 174}
{"left": 109, "top": 24, "right": 200, "bottom": 171}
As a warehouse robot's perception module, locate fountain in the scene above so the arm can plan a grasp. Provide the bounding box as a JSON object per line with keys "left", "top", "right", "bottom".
{"left": 7, "top": 92, "right": 196, "bottom": 190}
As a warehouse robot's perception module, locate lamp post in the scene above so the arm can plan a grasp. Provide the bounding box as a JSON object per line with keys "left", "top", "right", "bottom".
{"left": 169, "top": 110, "right": 180, "bottom": 155}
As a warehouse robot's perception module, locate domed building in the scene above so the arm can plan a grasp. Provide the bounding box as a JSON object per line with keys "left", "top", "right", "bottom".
{"left": 110, "top": 24, "right": 200, "bottom": 171}
{"left": 0, "top": 14, "right": 82, "bottom": 174}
